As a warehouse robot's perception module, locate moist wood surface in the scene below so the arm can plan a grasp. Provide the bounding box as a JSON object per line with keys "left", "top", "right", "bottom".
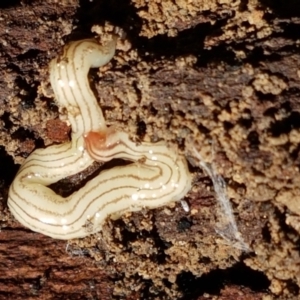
{"left": 0, "top": 0, "right": 300, "bottom": 299}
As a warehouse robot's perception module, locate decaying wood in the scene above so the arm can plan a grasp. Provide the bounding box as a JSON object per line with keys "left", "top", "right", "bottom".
{"left": 0, "top": 0, "right": 300, "bottom": 299}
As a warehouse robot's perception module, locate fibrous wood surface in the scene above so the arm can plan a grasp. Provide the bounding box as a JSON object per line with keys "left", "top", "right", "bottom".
{"left": 0, "top": 0, "right": 300, "bottom": 299}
